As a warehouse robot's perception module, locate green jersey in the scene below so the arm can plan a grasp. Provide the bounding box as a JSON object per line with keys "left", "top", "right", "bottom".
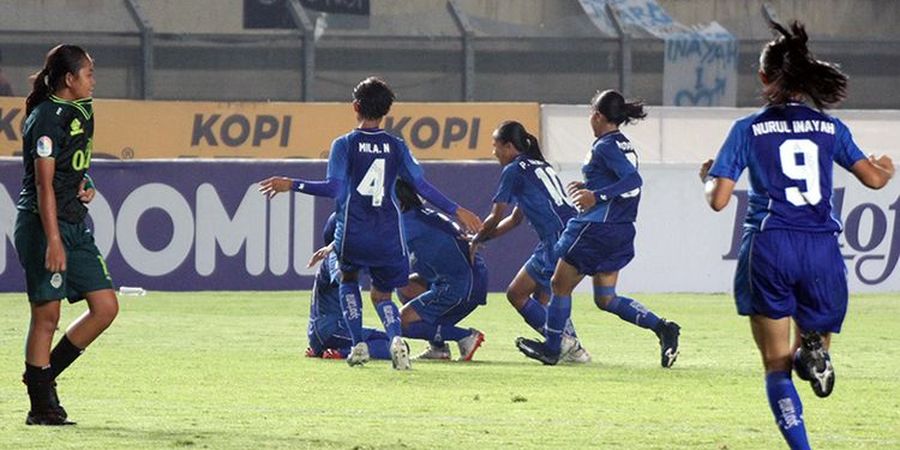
{"left": 16, "top": 96, "right": 94, "bottom": 224}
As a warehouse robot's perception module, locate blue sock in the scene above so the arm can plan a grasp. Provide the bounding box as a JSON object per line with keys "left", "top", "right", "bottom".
{"left": 599, "top": 289, "right": 662, "bottom": 331}
{"left": 375, "top": 301, "right": 402, "bottom": 342}
{"left": 338, "top": 282, "right": 363, "bottom": 345}
{"left": 404, "top": 321, "right": 470, "bottom": 342}
{"left": 564, "top": 318, "right": 578, "bottom": 338}
{"left": 519, "top": 297, "right": 547, "bottom": 335}
{"left": 765, "top": 371, "right": 811, "bottom": 450}
{"left": 545, "top": 294, "right": 571, "bottom": 354}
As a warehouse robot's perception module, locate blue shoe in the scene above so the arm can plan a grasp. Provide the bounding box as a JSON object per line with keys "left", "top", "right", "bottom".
{"left": 796, "top": 332, "right": 834, "bottom": 398}
{"left": 515, "top": 337, "right": 560, "bottom": 366}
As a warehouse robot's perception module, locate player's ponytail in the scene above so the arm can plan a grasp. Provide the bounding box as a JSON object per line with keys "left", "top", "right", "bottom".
{"left": 493, "top": 121, "right": 545, "bottom": 161}
{"left": 591, "top": 89, "right": 647, "bottom": 126}
{"left": 761, "top": 19, "right": 847, "bottom": 109}
{"left": 25, "top": 44, "right": 89, "bottom": 116}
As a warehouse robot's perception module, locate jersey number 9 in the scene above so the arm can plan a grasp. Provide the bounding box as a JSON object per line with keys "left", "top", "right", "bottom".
{"left": 779, "top": 139, "right": 822, "bottom": 207}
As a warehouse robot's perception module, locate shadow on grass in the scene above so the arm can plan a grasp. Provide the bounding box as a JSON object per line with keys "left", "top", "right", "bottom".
{"left": 74, "top": 424, "right": 351, "bottom": 448}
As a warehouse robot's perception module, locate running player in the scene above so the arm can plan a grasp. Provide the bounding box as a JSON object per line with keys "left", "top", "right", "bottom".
{"left": 305, "top": 214, "right": 390, "bottom": 361}
{"left": 14, "top": 45, "right": 119, "bottom": 425}
{"left": 394, "top": 180, "right": 487, "bottom": 362}
{"left": 516, "top": 90, "right": 681, "bottom": 368}
{"left": 259, "top": 77, "right": 481, "bottom": 370}
{"left": 701, "top": 19, "right": 893, "bottom": 449}
{"left": 470, "top": 121, "right": 589, "bottom": 363}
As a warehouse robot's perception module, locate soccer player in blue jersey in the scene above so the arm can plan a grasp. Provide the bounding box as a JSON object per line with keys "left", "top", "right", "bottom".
{"left": 516, "top": 90, "right": 681, "bottom": 368}
{"left": 305, "top": 214, "right": 391, "bottom": 361}
{"left": 259, "top": 77, "right": 482, "bottom": 370}
{"left": 394, "top": 180, "right": 487, "bottom": 361}
{"left": 470, "top": 121, "right": 590, "bottom": 363}
{"left": 701, "top": 20, "right": 894, "bottom": 450}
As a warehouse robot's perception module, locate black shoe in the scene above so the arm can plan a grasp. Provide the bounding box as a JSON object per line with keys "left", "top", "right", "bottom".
{"left": 25, "top": 409, "right": 75, "bottom": 426}
{"left": 49, "top": 381, "right": 68, "bottom": 420}
{"left": 655, "top": 320, "right": 681, "bottom": 368}
{"left": 515, "top": 337, "right": 560, "bottom": 366}
{"left": 796, "top": 332, "right": 835, "bottom": 398}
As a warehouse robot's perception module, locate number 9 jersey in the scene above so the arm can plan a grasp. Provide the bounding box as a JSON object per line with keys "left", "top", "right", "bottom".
{"left": 327, "top": 127, "right": 424, "bottom": 267}
{"left": 709, "top": 102, "right": 866, "bottom": 233}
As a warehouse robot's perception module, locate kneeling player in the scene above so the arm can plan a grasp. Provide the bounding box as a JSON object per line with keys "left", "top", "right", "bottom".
{"left": 306, "top": 215, "right": 391, "bottom": 360}
{"left": 395, "top": 180, "right": 487, "bottom": 361}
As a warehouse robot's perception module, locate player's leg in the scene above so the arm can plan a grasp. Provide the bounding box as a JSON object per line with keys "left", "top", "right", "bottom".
{"left": 751, "top": 315, "right": 811, "bottom": 450}
{"left": 516, "top": 258, "right": 583, "bottom": 365}
{"left": 397, "top": 275, "right": 449, "bottom": 358}
{"left": 507, "top": 264, "right": 548, "bottom": 334}
{"left": 401, "top": 289, "right": 479, "bottom": 360}
{"left": 370, "top": 262, "right": 411, "bottom": 370}
{"left": 397, "top": 274, "right": 428, "bottom": 305}
{"left": 337, "top": 268, "right": 370, "bottom": 366}
{"left": 592, "top": 272, "right": 680, "bottom": 368}
{"left": 56, "top": 289, "right": 118, "bottom": 378}
{"left": 24, "top": 300, "right": 72, "bottom": 425}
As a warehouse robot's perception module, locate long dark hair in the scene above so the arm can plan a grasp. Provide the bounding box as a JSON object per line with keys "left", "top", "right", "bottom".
{"left": 591, "top": 89, "right": 646, "bottom": 126}
{"left": 26, "top": 44, "right": 90, "bottom": 115}
{"left": 760, "top": 20, "right": 847, "bottom": 109}
{"left": 493, "top": 120, "right": 544, "bottom": 161}
{"left": 395, "top": 179, "right": 423, "bottom": 212}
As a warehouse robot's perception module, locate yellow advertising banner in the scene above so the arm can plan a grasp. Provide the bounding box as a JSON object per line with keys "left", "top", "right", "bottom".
{"left": 0, "top": 97, "right": 539, "bottom": 160}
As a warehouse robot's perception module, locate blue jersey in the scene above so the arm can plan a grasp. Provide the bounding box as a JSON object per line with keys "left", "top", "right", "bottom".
{"left": 710, "top": 103, "right": 866, "bottom": 232}
{"left": 309, "top": 253, "right": 342, "bottom": 324}
{"left": 576, "top": 131, "right": 641, "bottom": 224}
{"left": 492, "top": 155, "right": 577, "bottom": 241}
{"left": 402, "top": 208, "right": 478, "bottom": 299}
{"left": 328, "top": 128, "right": 424, "bottom": 266}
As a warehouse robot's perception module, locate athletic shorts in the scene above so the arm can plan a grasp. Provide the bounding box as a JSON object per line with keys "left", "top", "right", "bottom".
{"left": 14, "top": 211, "right": 114, "bottom": 304}
{"left": 340, "top": 259, "right": 409, "bottom": 292}
{"left": 735, "top": 229, "right": 848, "bottom": 333}
{"left": 408, "top": 260, "right": 488, "bottom": 326}
{"left": 555, "top": 221, "right": 635, "bottom": 276}
{"left": 524, "top": 238, "right": 556, "bottom": 290}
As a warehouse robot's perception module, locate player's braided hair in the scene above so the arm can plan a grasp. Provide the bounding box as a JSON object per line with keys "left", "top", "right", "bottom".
{"left": 493, "top": 120, "right": 544, "bottom": 161}
{"left": 591, "top": 89, "right": 646, "bottom": 126}
{"left": 26, "top": 44, "right": 89, "bottom": 115}
{"left": 761, "top": 19, "right": 847, "bottom": 109}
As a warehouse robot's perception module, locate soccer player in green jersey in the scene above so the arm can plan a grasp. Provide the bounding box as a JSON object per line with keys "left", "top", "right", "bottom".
{"left": 14, "top": 44, "right": 119, "bottom": 426}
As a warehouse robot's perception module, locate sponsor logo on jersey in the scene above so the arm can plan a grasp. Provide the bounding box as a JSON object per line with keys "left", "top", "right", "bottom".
{"left": 50, "top": 272, "right": 62, "bottom": 289}
{"left": 36, "top": 135, "right": 53, "bottom": 157}
{"left": 70, "top": 118, "right": 84, "bottom": 136}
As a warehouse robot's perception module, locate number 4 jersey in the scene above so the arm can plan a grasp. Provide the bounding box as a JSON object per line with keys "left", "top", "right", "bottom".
{"left": 710, "top": 102, "right": 866, "bottom": 233}
{"left": 327, "top": 127, "right": 425, "bottom": 267}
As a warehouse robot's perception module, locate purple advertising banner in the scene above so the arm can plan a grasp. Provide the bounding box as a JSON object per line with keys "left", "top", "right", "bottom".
{"left": 0, "top": 159, "right": 534, "bottom": 292}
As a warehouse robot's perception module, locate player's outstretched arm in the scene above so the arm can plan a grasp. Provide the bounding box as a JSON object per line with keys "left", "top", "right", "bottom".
{"left": 700, "top": 158, "right": 736, "bottom": 212}
{"left": 471, "top": 202, "right": 511, "bottom": 244}
{"left": 851, "top": 154, "right": 894, "bottom": 189}
{"left": 455, "top": 206, "right": 483, "bottom": 234}
{"left": 258, "top": 176, "right": 342, "bottom": 199}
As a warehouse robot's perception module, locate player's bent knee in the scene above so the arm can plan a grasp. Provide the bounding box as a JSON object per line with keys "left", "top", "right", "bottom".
{"left": 594, "top": 295, "right": 615, "bottom": 310}
{"left": 762, "top": 354, "right": 792, "bottom": 373}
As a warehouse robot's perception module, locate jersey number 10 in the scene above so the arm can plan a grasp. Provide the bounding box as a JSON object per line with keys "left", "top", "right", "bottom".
{"left": 779, "top": 139, "right": 822, "bottom": 206}
{"left": 534, "top": 166, "right": 574, "bottom": 207}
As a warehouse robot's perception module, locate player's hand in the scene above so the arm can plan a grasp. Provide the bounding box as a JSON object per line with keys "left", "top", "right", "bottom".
{"left": 699, "top": 159, "right": 714, "bottom": 182}
{"left": 455, "top": 207, "right": 483, "bottom": 234}
{"left": 870, "top": 154, "right": 895, "bottom": 178}
{"left": 307, "top": 243, "right": 334, "bottom": 268}
{"left": 45, "top": 237, "right": 66, "bottom": 273}
{"left": 258, "top": 176, "right": 293, "bottom": 199}
{"left": 566, "top": 181, "right": 585, "bottom": 196}
{"left": 77, "top": 177, "right": 95, "bottom": 204}
{"left": 571, "top": 189, "right": 597, "bottom": 211}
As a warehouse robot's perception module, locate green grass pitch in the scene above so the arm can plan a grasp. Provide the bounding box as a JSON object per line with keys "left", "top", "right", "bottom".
{"left": 1, "top": 292, "right": 898, "bottom": 449}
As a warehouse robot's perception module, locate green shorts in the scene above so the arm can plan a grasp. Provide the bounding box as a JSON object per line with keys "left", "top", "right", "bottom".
{"left": 14, "top": 210, "right": 114, "bottom": 304}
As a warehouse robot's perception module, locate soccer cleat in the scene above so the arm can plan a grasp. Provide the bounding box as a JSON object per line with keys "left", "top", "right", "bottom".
{"left": 655, "top": 319, "right": 681, "bottom": 368}
{"left": 346, "top": 342, "right": 370, "bottom": 367}
{"left": 515, "top": 337, "right": 560, "bottom": 366}
{"left": 390, "top": 336, "right": 412, "bottom": 370}
{"left": 321, "top": 348, "right": 344, "bottom": 360}
{"left": 561, "top": 337, "right": 592, "bottom": 364}
{"left": 304, "top": 347, "right": 319, "bottom": 358}
{"left": 48, "top": 381, "right": 67, "bottom": 420}
{"left": 796, "top": 331, "right": 835, "bottom": 398}
{"left": 415, "top": 342, "right": 451, "bottom": 360}
{"left": 457, "top": 329, "right": 485, "bottom": 362}
{"left": 26, "top": 410, "right": 75, "bottom": 426}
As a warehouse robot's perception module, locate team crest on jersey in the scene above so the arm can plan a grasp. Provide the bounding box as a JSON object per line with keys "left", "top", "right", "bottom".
{"left": 36, "top": 136, "right": 53, "bottom": 157}
{"left": 70, "top": 118, "right": 84, "bottom": 136}
{"left": 50, "top": 273, "right": 62, "bottom": 289}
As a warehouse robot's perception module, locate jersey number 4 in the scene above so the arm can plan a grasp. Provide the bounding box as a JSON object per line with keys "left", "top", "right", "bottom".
{"left": 357, "top": 159, "right": 386, "bottom": 206}
{"left": 779, "top": 139, "right": 822, "bottom": 206}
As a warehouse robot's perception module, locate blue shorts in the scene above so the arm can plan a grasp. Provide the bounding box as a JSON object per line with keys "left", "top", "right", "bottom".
{"left": 409, "top": 261, "right": 488, "bottom": 326}
{"left": 524, "top": 239, "right": 556, "bottom": 290}
{"left": 340, "top": 259, "right": 409, "bottom": 292}
{"left": 735, "top": 230, "right": 848, "bottom": 333}
{"left": 555, "top": 221, "right": 635, "bottom": 276}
